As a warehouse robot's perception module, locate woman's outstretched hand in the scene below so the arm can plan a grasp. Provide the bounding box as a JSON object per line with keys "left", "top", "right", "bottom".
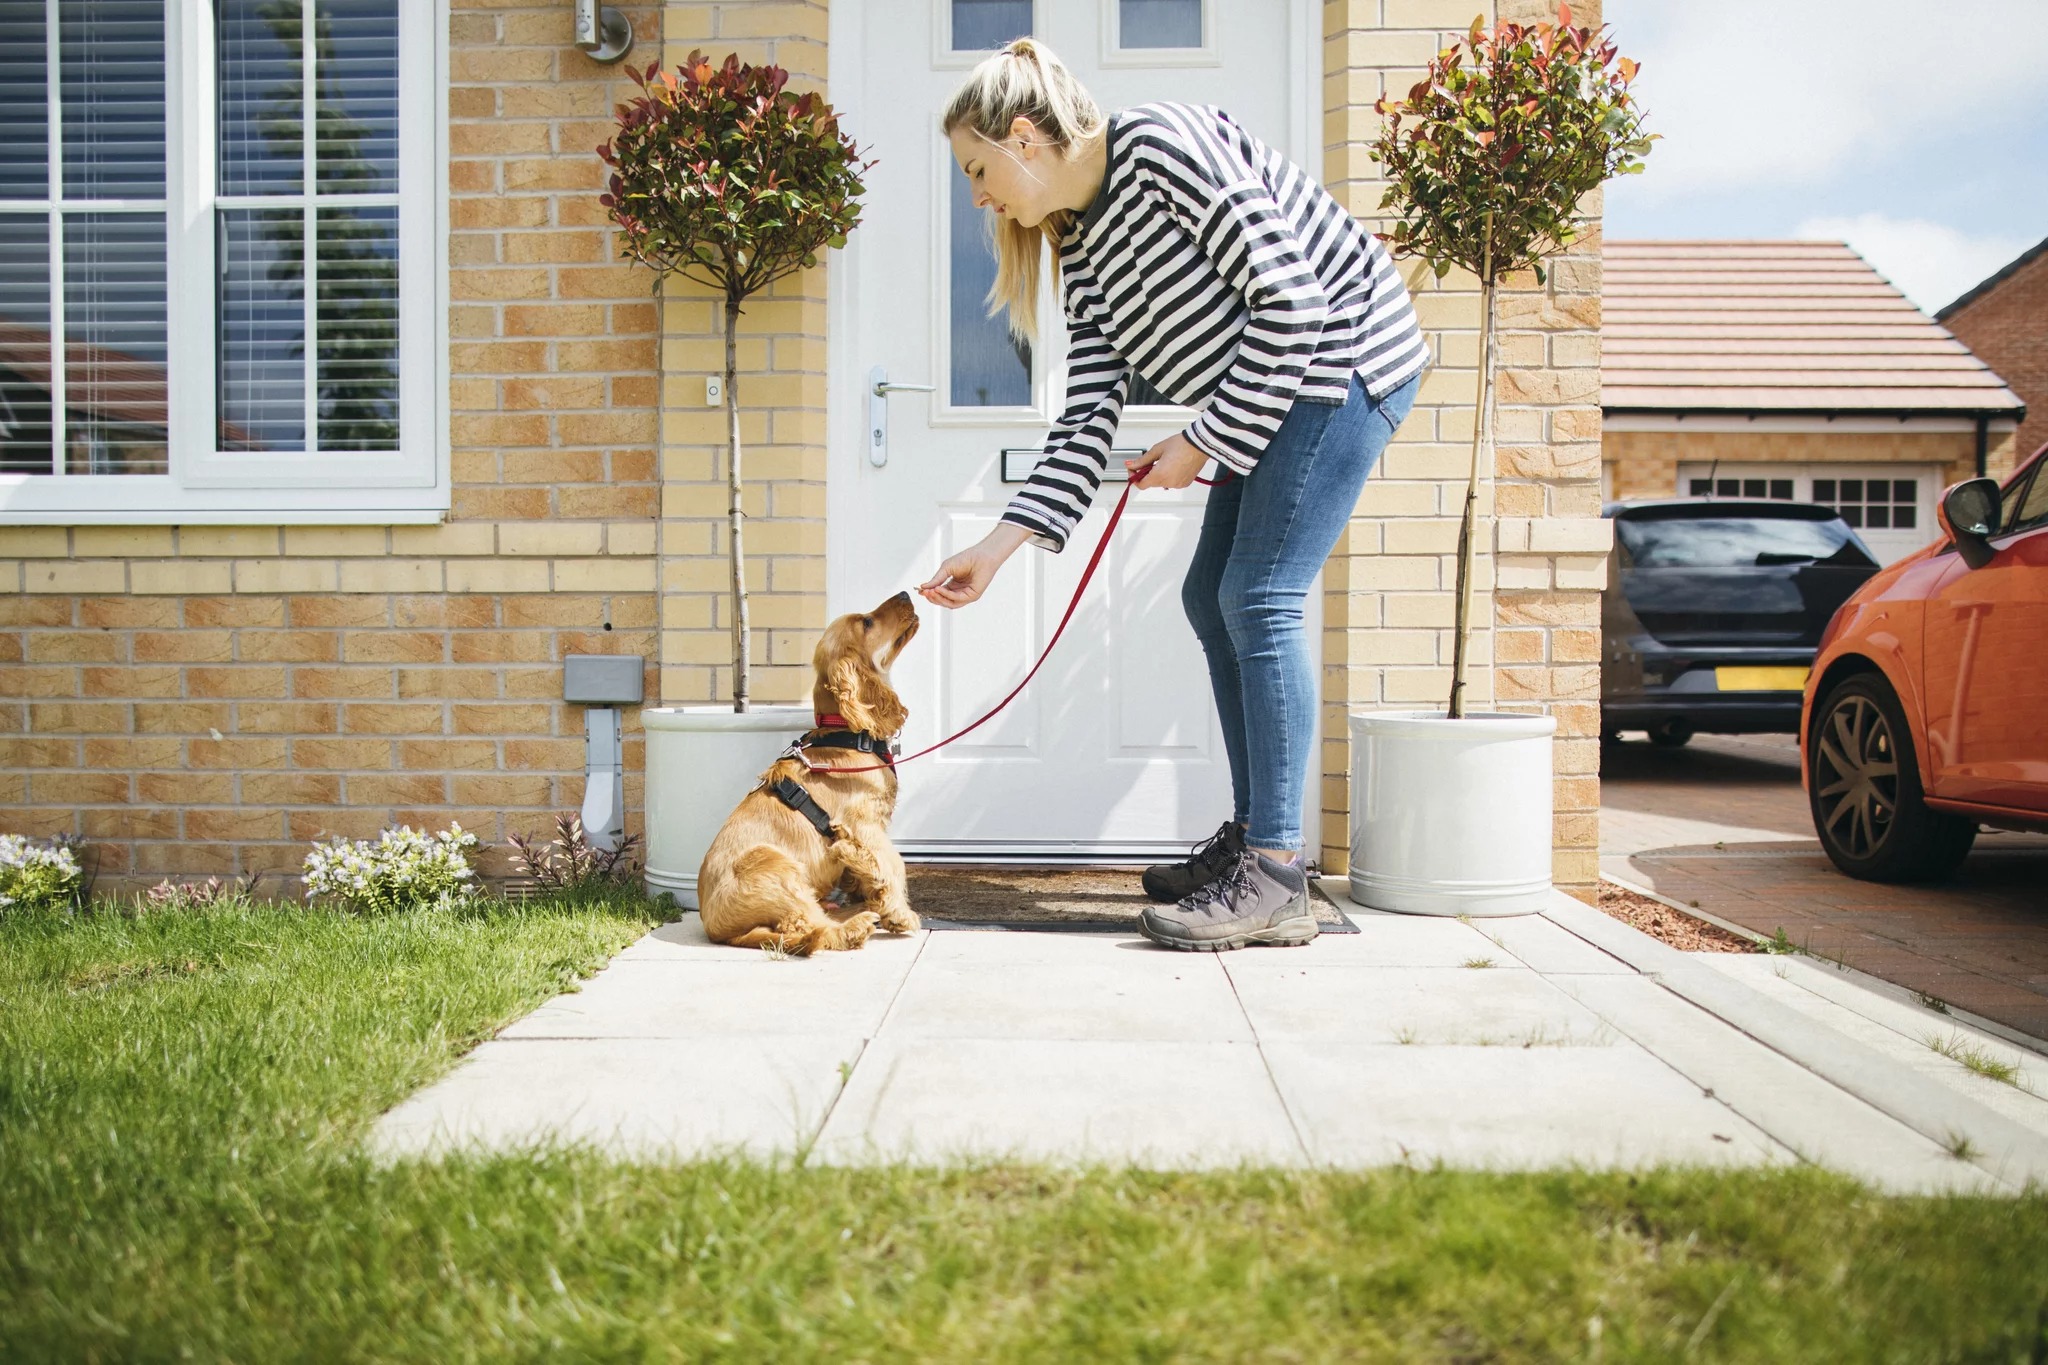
{"left": 1127, "top": 432, "right": 1210, "bottom": 490}
{"left": 918, "top": 523, "right": 1032, "bottom": 609}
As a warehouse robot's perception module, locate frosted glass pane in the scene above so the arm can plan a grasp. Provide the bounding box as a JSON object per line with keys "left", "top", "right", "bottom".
{"left": 948, "top": 170, "right": 1030, "bottom": 406}
{"left": 953, "top": 0, "right": 1030, "bottom": 51}
{"left": 1121, "top": 0, "right": 1201, "bottom": 48}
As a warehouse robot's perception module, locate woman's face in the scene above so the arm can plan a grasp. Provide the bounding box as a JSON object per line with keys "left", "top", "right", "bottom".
{"left": 948, "top": 117, "right": 1052, "bottom": 228}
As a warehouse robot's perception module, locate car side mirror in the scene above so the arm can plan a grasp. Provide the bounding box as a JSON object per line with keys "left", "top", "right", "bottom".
{"left": 1938, "top": 478, "right": 2001, "bottom": 570}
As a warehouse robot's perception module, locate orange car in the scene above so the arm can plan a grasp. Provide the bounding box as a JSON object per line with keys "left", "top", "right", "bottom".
{"left": 1802, "top": 444, "right": 2048, "bottom": 882}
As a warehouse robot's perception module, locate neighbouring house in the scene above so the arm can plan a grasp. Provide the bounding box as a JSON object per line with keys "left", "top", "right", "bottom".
{"left": 1, "top": 0, "right": 1609, "bottom": 903}
{"left": 1602, "top": 240, "right": 2026, "bottom": 564}
{"left": 1938, "top": 234, "right": 2047, "bottom": 465}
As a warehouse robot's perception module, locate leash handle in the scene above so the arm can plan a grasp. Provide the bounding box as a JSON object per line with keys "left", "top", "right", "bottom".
{"left": 819, "top": 470, "right": 1229, "bottom": 774}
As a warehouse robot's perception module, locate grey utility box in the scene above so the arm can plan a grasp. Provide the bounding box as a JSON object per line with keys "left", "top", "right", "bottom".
{"left": 564, "top": 654, "right": 644, "bottom": 851}
{"left": 564, "top": 653, "right": 644, "bottom": 706}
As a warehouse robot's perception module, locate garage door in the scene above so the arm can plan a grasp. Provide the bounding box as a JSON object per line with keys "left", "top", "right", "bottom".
{"left": 1675, "top": 463, "right": 1939, "bottom": 565}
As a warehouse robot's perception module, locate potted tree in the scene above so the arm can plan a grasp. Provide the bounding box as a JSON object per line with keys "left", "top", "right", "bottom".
{"left": 600, "top": 52, "right": 873, "bottom": 907}
{"left": 1349, "top": 5, "right": 1652, "bottom": 915}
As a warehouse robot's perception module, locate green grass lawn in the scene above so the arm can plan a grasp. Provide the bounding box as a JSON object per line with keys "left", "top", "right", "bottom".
{"left": 3, "top": 892, "right": 2046, "bottom": 1362}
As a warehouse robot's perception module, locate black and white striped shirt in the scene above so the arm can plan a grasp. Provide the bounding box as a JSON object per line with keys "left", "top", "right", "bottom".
{"left": 1003, "top": 101, "right": 1430, "bottom": 552}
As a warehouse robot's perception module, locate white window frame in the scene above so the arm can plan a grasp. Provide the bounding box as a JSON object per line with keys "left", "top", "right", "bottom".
{"left": 1, "top": 0, "right": 447, "bottom": 526}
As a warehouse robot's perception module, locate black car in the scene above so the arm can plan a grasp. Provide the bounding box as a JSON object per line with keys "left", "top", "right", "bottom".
{"left": 1602, "top": 500, "right": 1880, "bottom": 747}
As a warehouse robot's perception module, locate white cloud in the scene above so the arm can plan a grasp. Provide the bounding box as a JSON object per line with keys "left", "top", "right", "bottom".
{"left": 1793, "top": 214, "right": 2031, "bottom": 314}
{"left": 1611, "top": 0, "right": 2048, "bottom": 199}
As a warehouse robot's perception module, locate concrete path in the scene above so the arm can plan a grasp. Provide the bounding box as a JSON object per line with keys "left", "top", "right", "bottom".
{"left": 373, "top": 882, "right": 2048, "bottom": 1194}
{"left": 1602, "top": 732, "right": 2048, "bottom": 1042}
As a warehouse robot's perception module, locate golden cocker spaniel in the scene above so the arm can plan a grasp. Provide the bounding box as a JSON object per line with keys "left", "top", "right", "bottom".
{"left": 697, "top": 592, "right": 921, "bottom": 953}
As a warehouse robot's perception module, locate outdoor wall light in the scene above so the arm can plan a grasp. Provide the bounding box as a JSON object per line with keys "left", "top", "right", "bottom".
{"left": 563, "top": 654, "right": 645, "bottom": 852}
{"left": 573, "top": 0, "right": 634, "bottom": 63}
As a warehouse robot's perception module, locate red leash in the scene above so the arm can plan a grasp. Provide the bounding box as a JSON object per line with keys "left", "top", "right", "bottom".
{"left": 805, "top": 472, "right": 1225, "bottom": 774}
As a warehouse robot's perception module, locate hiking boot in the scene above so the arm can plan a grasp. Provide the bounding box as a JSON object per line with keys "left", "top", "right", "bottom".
{"left": 1141, "top": 820, "right": 1246, "bottom": 904}
{"left": 1139, "top": 848, "right": 1318, "bottom": 952}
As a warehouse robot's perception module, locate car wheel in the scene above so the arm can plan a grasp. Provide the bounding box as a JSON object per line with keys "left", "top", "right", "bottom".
{"left": 1646, "top": 719, "right": 1692, "bottom": 748}
{"left": 1808, "top": 674, "right": 1976, "bottom": 883}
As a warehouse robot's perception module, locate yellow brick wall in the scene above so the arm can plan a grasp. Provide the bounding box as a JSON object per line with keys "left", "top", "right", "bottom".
{"left": 0, "top": 4, "right": 665, "bottom": 894}
{"left": 657, "top": 1, "right": 831, "bottom": 707}
{"left": 1604, "top": 428, "right": 1996, "bottom": 502}
{"left": 1321, "top": 0, "right": 1607, "bottom": 900}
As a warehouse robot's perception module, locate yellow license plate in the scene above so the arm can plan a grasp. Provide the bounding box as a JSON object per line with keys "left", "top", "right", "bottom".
{"left": 1714, "top": 666, "right": 1810, "bottom": 692}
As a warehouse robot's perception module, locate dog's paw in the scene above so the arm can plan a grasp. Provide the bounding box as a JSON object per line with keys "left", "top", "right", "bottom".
{"left": 878, "top": 905, "right": 920, "bottom": 934}
{"left": 839, "top": 909, "right": 881, "bottom": 948}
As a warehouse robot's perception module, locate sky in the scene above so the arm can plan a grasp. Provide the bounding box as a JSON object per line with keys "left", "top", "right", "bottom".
{"left": 1600, "top": 0, "right": 2048, "bottom": 315}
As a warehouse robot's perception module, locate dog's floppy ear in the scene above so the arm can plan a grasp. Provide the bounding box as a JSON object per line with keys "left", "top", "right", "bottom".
{"left": 827, "top": 650, "right": 907, "bottom": 738}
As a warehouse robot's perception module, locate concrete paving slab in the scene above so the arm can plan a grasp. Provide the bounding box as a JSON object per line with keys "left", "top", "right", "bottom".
{"left": 499, "top": 951, "right": 917, "bottom": 1040}
{"left": 810, "top": 1038, "right": 1305, "bottom": 1168}
{"left": 1697, "top": 955, "right": 2048, "bottom": 1136}
{"left": 1263, "top": 1041, "right": 1790, "bottom": 1171}
{"left": 609, "top": 914, "right": 926, "bottom": 965}
{"left": 371, "top": 1035, "right": 864, "bottom": 1161}
{"left": 1556, "top": 975, "right": 2010, "bottom": 1195}
{"left": 1473, "top": 912, "right": 1636, "bottom": 976}
{"left": 1225, "top": 964, "right": 1617, "bottom": 1047}
{"left": 882, "top": 950, "right": 1250, "bottom": 1043}
{"left": 1259, "top": 904, "right": 1508, "bottom": 967}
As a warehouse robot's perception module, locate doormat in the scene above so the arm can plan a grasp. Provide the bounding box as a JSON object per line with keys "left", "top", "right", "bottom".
{"left": 897, "top": 865, "right": 1359, "bottom": 934}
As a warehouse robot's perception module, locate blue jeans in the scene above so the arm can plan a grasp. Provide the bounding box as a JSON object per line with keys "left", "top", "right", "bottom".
{"left": 1181, "top": 370, "right": 1421, "bottom": 851}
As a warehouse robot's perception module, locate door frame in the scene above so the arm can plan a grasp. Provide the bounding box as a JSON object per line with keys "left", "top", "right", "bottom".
{"left": 824, "top": 0, "right": 1325, "bottom": 861}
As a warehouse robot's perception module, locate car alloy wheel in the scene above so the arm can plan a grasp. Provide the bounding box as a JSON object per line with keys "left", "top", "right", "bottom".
{"left": 1813, "top": 692, "right": 1897, "bottom": 859}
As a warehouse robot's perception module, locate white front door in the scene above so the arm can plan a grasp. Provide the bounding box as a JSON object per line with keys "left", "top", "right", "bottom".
{"left": 827, "top": 0, "right": 1318, "bottom": 858}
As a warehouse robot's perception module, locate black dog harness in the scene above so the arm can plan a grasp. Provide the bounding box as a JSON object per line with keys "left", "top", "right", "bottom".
{"left": 767, "top": 719, "right": 897, "bottom": 843}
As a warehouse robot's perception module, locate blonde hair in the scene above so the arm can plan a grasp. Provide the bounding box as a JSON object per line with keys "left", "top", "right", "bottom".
{"left": 942, "top": 37, "right": 1106, "bottom": 343}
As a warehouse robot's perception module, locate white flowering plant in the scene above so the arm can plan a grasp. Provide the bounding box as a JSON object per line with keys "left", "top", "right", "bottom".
{"left": 0, "top": 833, "right": 84, "bottom": 914}
{"left": 301, "top": 823, "right": 482, "bottom": 915}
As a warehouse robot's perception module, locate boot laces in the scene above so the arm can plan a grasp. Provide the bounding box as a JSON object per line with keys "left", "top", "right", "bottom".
{"left": 1185, "top": 848, "right": 1257, "bottom": 911}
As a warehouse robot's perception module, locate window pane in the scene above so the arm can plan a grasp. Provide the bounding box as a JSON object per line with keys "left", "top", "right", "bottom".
{"left": 59, "top": 1, "right": 166, "bottom": 199}
{"left": 315, "top": 205, "right": 398, "bottom": 449}
{"left": 220, "top": 0, "right": 304, "bottom": 196}
{"left": 0, "top": 2, "right": 48, "bottom": 200}
{"left": 1769, "top": 479, "right": 1793, "bottom": 500}
{"left": 218, "top": 207, "right": 305, "bottom": 452}
{"left": 948, "top": 170, "right": 1030, "bottom": 406}
{"left": 62, "top": 212, "right": 166, "bottom": 474}
{"left": 953, "top": 0, "right": 1030, "bottom": 51}
{"left": 1121, "top": 0, "right": 1201, "bottom": 48}
{"left": 0, "top": 215, "right": 52, "bottom": 473}
{"left": 315, "top": 0, "right": 398, "bottom": 193}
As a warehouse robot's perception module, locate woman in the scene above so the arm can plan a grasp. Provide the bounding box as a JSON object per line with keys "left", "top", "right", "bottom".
{"left": 918, "top": 39, "right": 1428, "bottom": 951}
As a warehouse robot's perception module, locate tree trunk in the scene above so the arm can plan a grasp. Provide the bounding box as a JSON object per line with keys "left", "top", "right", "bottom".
{"left": 725, "top": 296, "right": 750, "bottom": 713}
{"left": 1448, "top": 262, "right": 1498, "bottom": 721}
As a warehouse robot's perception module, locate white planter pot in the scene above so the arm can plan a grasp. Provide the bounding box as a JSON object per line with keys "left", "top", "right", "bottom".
{"left": 642, "top": 704, "right": 809, "bottom": 910}
{"left": 1347, "top": 709, "right": 1556, "bottom": 917}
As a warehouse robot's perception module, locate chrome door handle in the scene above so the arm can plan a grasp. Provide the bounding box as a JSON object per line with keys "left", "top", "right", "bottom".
{"left": 867, "top": 366, "right": 936, "bottom": 468}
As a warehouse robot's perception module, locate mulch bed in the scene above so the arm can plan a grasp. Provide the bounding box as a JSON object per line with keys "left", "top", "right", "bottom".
{"left": 1596, "top": 881, "right": 1757, "bottom": 954}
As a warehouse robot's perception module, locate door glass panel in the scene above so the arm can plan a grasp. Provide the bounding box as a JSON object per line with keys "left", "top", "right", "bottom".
{"left": 0, "top": 215, "right": 52, "bottom": 473}
{"left": 1121, "top": 0, "right": 1201, "bottom": 48}
{"left": 61, "top": 211, "right": 167, "bottom": 474}
{"left": 60, "top": 0, "right": 166, "bottom": 199}
{"left": 948, "top": 169, "right": 1030, "bottom": 406}
{"left": 0, "top": 2, "right": 49, "bottom": 200}
{"left": 952, "top": 0, "right": 1030, "bottom": 51}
